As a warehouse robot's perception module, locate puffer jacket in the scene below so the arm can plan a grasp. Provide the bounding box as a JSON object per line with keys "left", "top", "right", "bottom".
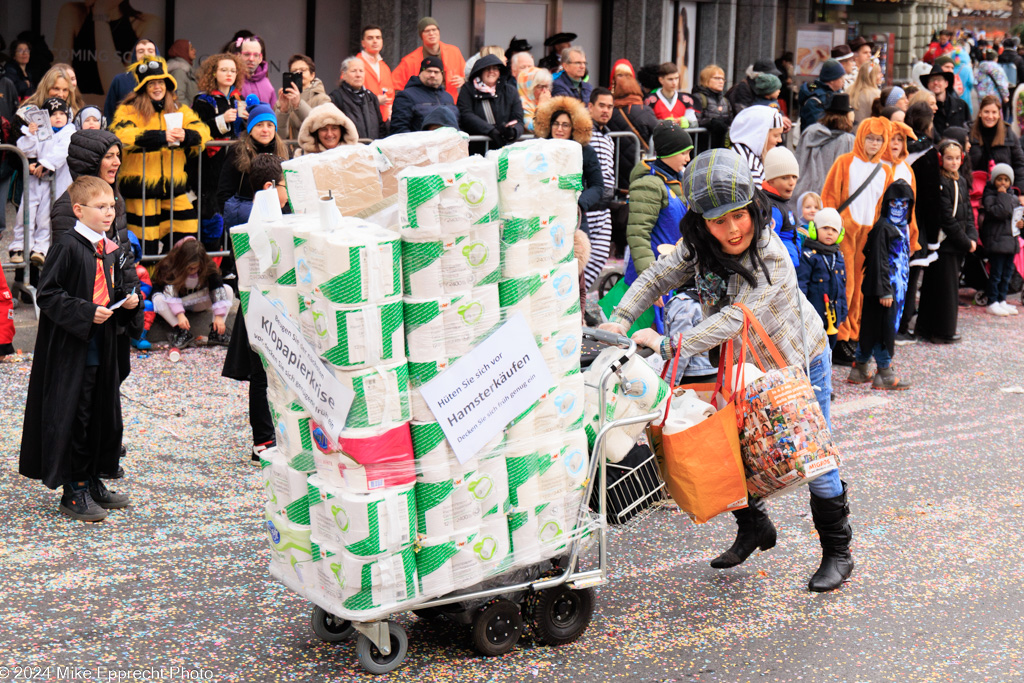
{"left": 390, "top": 75, "right": 458, "bottom": 134}
{"left": 980, "top": 183, "right": 1022, "bottom": 255}
{"left": 456, "top": 54, "right": 524, "bottom": 151}
{"left": 625, "top": 159, "right": 684, "bottom": 275}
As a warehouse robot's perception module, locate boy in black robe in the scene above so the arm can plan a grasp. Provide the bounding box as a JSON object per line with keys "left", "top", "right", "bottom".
{"left": 19, "top": 176, "right": 141, "bottom": 521}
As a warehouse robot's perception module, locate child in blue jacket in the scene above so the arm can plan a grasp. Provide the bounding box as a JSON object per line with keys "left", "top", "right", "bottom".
{"left": 797, "top": 207, "right": 847, "bottom": 349}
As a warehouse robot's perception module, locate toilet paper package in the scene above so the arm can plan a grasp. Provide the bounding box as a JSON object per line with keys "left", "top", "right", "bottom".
{"left": 314, "top": 299, "right": 405, "bottom": 369}
{"left": 313, "top": 542, "right": 418, "bottom": 614}
{"left": 262, "top": 446, "right": 315, "bottom": 525}
{"left": 505, "top": 448, "right": 542, "bottom": 511}
{"left": 559, "top": 429, "right": 591, "bottom": 490}
{"left": 265, "top": 506, "right": 317, "bottom": 591}
{"left": 302, "top": 221, "right": 402, "bottom": 305}
{"left": 313, "top": 448, "right": 416, "bottom": 493}
{"left": 310, "top": 421, "right": 416, "bottom": 491}
{"left": 403, "top": 297, "right": 447, "bottom": 363}
{"left": 407, "top": 358, "right": 453, "bottom": 421}
{"left": 401, "top": 223, "right": 502, "bottom": 298}
{"left": 270, "top": 401, "right": 313, "bottom": 457}
{"left": 497, "top": 272, "right": 543, "bottom": 330}
{"left": 330, "top": 360, "right": 411, "bottom": 429}
{"left": 374, "top": 128, "right": 469, "bottom": 196}
{"left": 269, "top": 221, "right": 298, "bottom": 286}
{"left": 411, "top": 420, "right": 456, "bottom": 482}
{"left": 443, "top": 284, "right": 502, "bottom": 358}
{"left": 398, "top": 157, "right": 500, "bottom": 240}
{"left": 500, "top": 215, "right": 554, "bottom": 277}
{"left": 231, "top": 224, "right": 278, "bottom": 291}
{"left": 264, "top": 362, "right": 301, "bottom": 406}
{"left": 551, "top": 370, "right": 586, "bottom": 430}
{"left": 308, "top": 475, "right": 416, "bottom": 556}
{"left": 282, "top": 144, "right": 384, "bottom": 216}
{"left": 541, "top": 260, "right": 582, "bottom": 321}
{"left": 265, "top": 284, "right": 301, "bottom": 322}
{"left": 539, "top": 321, "right": 583, "bottom": 376}
{"left": 415, "top": 516, "right": 511, "bottom": 598}
{"left": 488, "top": 139, "right": 584, "bottom": 215}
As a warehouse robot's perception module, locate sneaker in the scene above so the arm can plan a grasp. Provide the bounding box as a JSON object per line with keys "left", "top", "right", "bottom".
{"left": 29, "top": 251, "right": 45, "bottom": 267}
{"left": 894, "top": 332, "right": 918, "bottom": 346}
{"left": 60, "top": 483, "right": 108, "bottom": 521}
{"left": 206, "top": 324, "right": 231, "bottom": 346}
{"left": 987, "top": 302, "right": 1009, "bottom": 316}
{"left": 89, "top": 478, "right": 130, "bottom": 509}
{"left": 131, "top": 330, "right": 152, "bottom": 350}
{"left": 832, "top": 341, "right": 856, "bottom": 367}
{"left": 169, "top": 327, "right": 197, "bottom": 350}
{"left": 9, "top": 251, "right": 23, "bottom": 264}
{"left": 999, "top": 301, "right": 1019, "bottom": 316}
{"left": 847, "top": 362, "right": 874, "bottom": 384}
{"left": 252, "top": 440, "right": 275, "bottom": 465}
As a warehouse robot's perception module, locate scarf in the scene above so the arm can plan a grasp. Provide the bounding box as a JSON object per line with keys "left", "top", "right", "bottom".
{"left": 802, "top": 237, "right": 839, "bottom": 255}
{"left": 473, "top": 77, "right": 497, "bottom": 97}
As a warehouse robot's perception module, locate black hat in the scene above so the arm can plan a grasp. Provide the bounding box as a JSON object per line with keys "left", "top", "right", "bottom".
{"left": 919, "top": 66, "right": 954, "bottom": 91}
{"left": 132, "top": 56, "right": 177, "bottom": 92}
{"left": 652, "top": 120, "right": 694, "bottom": 159}
{"left": 43, "top": 97, "right": 71, "bottom": 116}
{"left": 825, "top": 93, "right": 853, "bottom": 114}
{"left": 849, "top": 36, "right": 874, "bottom": 52}
{"left": 752, "top": 58, "right": 782, "bottom": 77}
{"left": 420, "top": 55, "right": 444, "bottom": 72}
{"left": 507, "top": 36, "right": 532, "bottom": 54}
{"left": 544, "top": 32, "right": 577, "bottom": 47}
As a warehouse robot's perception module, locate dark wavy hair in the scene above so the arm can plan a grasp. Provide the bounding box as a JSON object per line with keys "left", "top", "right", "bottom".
{"left": 152, "top": 238, "right": 219, "bottom": 292}
{"left": 679, "top": 188, "right": 773, "bottom": 288}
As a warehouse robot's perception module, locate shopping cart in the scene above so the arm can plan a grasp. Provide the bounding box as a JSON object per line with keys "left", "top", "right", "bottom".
{"left": 271, "top": 327, "right": 665, "bottom": 674}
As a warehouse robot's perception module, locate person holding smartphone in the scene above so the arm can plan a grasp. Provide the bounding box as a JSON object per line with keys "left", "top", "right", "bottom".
{"left": 275, "top": 54, "right": 331, "bottom": 140}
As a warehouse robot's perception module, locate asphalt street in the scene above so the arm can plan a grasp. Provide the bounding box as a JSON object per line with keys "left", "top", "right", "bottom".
{"left": 2, "top": 280, "right": 1023, "bottom": 682}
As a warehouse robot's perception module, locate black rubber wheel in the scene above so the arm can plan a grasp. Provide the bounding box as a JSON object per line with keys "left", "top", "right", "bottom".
{"left": 974, "top": 290, "right": 989, "bottom": 306}
{"left": 529, "top": 585, "right": 594, "bottom": 646}
{"left": 413, "top": 607, "right": 444, "bottom": 621}
{"left": 355, "top": 623, "right": 408, "bottom": 675}
{"left": 310, "top": 605, "right": 354, "bottom": 642}
{"left": 597, "top": 270, "right": 622, "bottom": 299}
{"left": 471, "top": 599, "right": 523, "bottom": 656}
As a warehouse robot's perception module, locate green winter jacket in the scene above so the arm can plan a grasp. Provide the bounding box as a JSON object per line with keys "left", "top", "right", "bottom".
{"left": 626, "top": 160, "right": 684, "bottom": 275}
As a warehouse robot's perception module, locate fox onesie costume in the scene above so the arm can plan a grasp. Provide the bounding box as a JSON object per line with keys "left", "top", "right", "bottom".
{"left": 821, "top": 117, "right": 894, "bottom": 343}
{"left": 882, "top": 120, "right": 922, "bottom": 257}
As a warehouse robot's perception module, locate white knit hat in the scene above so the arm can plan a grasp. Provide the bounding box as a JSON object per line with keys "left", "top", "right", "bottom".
{"left": 762, "top": 146, "right": 800, "bottom": 181}
{"left": 814, "top": 208, "right": 843, "bottom": 231}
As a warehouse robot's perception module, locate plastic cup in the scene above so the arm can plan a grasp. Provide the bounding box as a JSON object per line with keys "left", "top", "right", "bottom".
{"left": 168, "top": 347, "right": 181, "bottom": 362}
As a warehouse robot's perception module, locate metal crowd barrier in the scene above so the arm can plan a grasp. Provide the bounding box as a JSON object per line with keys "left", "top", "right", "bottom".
{"left": 0, "top": 144, "right": 40, "bottom": 318}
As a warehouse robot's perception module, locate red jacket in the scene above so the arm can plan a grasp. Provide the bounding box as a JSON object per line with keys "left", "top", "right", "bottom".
{"left": 360, "top": 51, "right": 395, "bottom": 122}
{"left": 0, "top": 275, "right": 13, "bottom": 355}
{"left": 923, "top": 41, "right": 954, "bottom": 64}
{"left": 391, "top": 43, "right": 466, "bottom": 102}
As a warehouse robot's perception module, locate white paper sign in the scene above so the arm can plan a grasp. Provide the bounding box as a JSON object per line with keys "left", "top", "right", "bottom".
{"left": 419, "top": 313, "right": 554, "bottom": 464}
{"left": 245, "top": 288, "right": 354, "bottom": 440}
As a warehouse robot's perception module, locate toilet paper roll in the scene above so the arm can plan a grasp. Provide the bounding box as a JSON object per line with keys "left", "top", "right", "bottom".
{"left": 507, "top": 506, "right": 541, "bottom": 568}
{"left": 292, "top": 221, "right": 323, "bottom": 296}
{"left": 401, "top": 237, "right": 457, "bottom": 299}
{"left": 265, "top": 506, "right": 315, "bottom": 591}
{"left": 308, "top": 475, "right": 416, "bottom": 557}
{"left": 456, "top": 454, "right": 510, "bottom": 520}
{"left": 443, "top": 284, "right": 501, "bottom": 357}
{"left": 415, "top": 531, "right": 475, "bottom": 598}
{"left": 330, "top": 361, "right": 411, "bottom": 430}
{"left": 231, "top": 224, "right": 278, "bottom": 291}
{"left": 315, "top": 543, "right": 418, "bottom": 613}
{"left": 265, "top": 284, "right": 301, "bottom": 323}
{"left": 537, "top": 444, "right": 568, "bottom": 502}
{"left": 463, "top": 222, "right": 502, "bottom": 286}
{"left": 269, "top": 222, "right": 297, "bottom": 286}
{"left": 398, "top": 167, "right": 448, "bottom": 239}
{"left": 539, "top": 321, "right": 583, "bottom": 376}
{"left": 410, "top": 420, "right": 456, "bottom": 483}
{"left": 305, "top": 222, "right": 402, "bottom": 305}
{"left": 489, "top": 139, "right": 583, "bottom": 215}
{"left": 498, "top": 272, "right": 542, "bottom": 327}
{"left": 403, "top": 297, "right": 447, "bottom": 362}
{"left": 449, "top": 156, "right": 500, "bottom": 225}
{"left": 268, "top": 448, "right": 315, "bottom": 525}
{"left": 552, "top": 371, "right": 586, "bottom": 430}
{"left": 545, "top": 200, "right": 580, "bottom": 266}
{"left": 560, "top": 429, "right": 590, "bottom": 490}
{"left": 270, "top": 401, "right": 313, "bottom": 457}
{"left": 501, "top": 216, "right": 552, "bottom": 277}
{"left": 316, "top": 300, "right": 405, "bottom": 369}
{"left": 474, "top": 512, "right": 513, "bottom": 575}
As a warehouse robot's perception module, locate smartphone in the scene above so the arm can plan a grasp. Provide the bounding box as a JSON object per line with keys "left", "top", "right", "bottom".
{"left": 283, "top": 71, "right": 304, "bottom": 93}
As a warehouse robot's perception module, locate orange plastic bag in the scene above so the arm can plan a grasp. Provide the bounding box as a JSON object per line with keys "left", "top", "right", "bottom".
{"left": 653, "top": 335, "right": 747, "bottom": 524}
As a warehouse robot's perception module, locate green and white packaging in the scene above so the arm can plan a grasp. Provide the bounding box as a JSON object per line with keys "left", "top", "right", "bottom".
{"left": 308, "top": 474, "right": 416, "bottom": 557}
{"left": 329, "top": 360, "right": 411, "bottom": 429}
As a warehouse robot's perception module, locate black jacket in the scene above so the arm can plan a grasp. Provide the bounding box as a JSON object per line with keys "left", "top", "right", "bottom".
{"left": 933, "top": 89, "right": 970, "bottom": 137}
{"left": 693, "top": 85, "right": 733, "bottom": 146}
{"left": 577, "top": 144, "right": 605, "bottom": 235}
{"left": 909, "top": 137, "right": 941, "bottom": 257}
{"left": 390, "top": 76, "right": 458, "bottom": 135}
{"left": 969, "top": 126, "right": 1024, "bottom": 192}
{"left": 330, "top": 82, "right": 385, "bottom": 140}
{"left": 980, "top": 184, "right": 1022, "bottom": 255}
{"left": 456, "top": 55, "right": 524, "bottom": 152}
{"left": 217, "top": 139, "right": 279, "bottom": 211}
{"left": 726, "top": 77, "right": 756, "bottom": 114}
{"left": 937, "top": 174, "right": 979, "bottom": 254}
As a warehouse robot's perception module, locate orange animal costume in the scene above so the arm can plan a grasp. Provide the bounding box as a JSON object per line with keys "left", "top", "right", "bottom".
{"left": 883, "top": 120, "right": 922, "bottom": 255}
{"left": 821, "top": 117, "right": 894, "bottom": 342}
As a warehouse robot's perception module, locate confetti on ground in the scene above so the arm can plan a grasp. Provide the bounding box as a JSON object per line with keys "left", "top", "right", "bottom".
{"left": 1, "top": 299, "right": 1023, "bottom": 681}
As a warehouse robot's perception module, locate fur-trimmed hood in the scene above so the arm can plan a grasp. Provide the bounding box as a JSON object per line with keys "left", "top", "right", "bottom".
{"left": 297, "top": 102, "right": 360, "bottom": 154}
{"left": 533, "top": 95, "right": 592, "bottom": 144}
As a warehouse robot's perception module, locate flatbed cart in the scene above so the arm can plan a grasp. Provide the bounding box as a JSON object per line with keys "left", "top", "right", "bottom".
{"left": 270, "top": 327, "right": 665, "bottom": 674}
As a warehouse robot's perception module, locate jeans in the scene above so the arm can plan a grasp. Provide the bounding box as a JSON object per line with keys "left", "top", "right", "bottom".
{"left": 987, "top": 253, "right": 1016, "bottom": 304}
{"left": 806, "top": 348, "right": 843, "bottom": 498}
{"left": 855, "top": 342, "right": 891, "bottom": 369}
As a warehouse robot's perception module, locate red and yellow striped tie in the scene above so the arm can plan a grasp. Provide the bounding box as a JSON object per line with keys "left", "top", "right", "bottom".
{"left": 93, "top": 243, "right": 110, "bottom": 307}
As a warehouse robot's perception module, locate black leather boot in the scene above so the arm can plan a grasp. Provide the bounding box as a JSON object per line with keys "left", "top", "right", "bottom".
{"left": 89, "top": 478, "right": 130, "bottom": 509}
{"left": 710, "top": 498, "right": 777, "bottom": 568}
{"left": 808, "top": 481, "right": 854, "bottom": 592}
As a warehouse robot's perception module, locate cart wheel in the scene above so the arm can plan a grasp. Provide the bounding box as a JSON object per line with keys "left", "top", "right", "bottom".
{"left": 471, "top": 599, "right": 523, "bottom": 656}
{"left": 597, "top": 270, "right": 622, "bottom": 299}
{"left": 310, "top": 605, "right": 354, "bottom": 642}
{"left": 356, "top": 623, "right": 408, "bottom": 675}
{"left": 529, "top": 585, "right": 594, "bottom": 646}
{"left": 974, "top": 291, "right": 989, "bottom": 306}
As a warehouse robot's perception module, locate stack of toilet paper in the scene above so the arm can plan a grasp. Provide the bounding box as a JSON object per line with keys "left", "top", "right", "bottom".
{"left": 397, "top": 156, "right": 500, "bottom": 240}
{"left": 374, "top": 128, "right": 469, "bottom": 196}
{"left": 488, "top": 139, "right": 584, "bottom": 215}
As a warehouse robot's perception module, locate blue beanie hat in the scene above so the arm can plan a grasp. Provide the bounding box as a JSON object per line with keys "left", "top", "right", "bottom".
{"left": 246, "top": 94, "right": 277, "bottom": 135}
{"left": 818, "top": 59, "right": 845, "bottom": 83}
